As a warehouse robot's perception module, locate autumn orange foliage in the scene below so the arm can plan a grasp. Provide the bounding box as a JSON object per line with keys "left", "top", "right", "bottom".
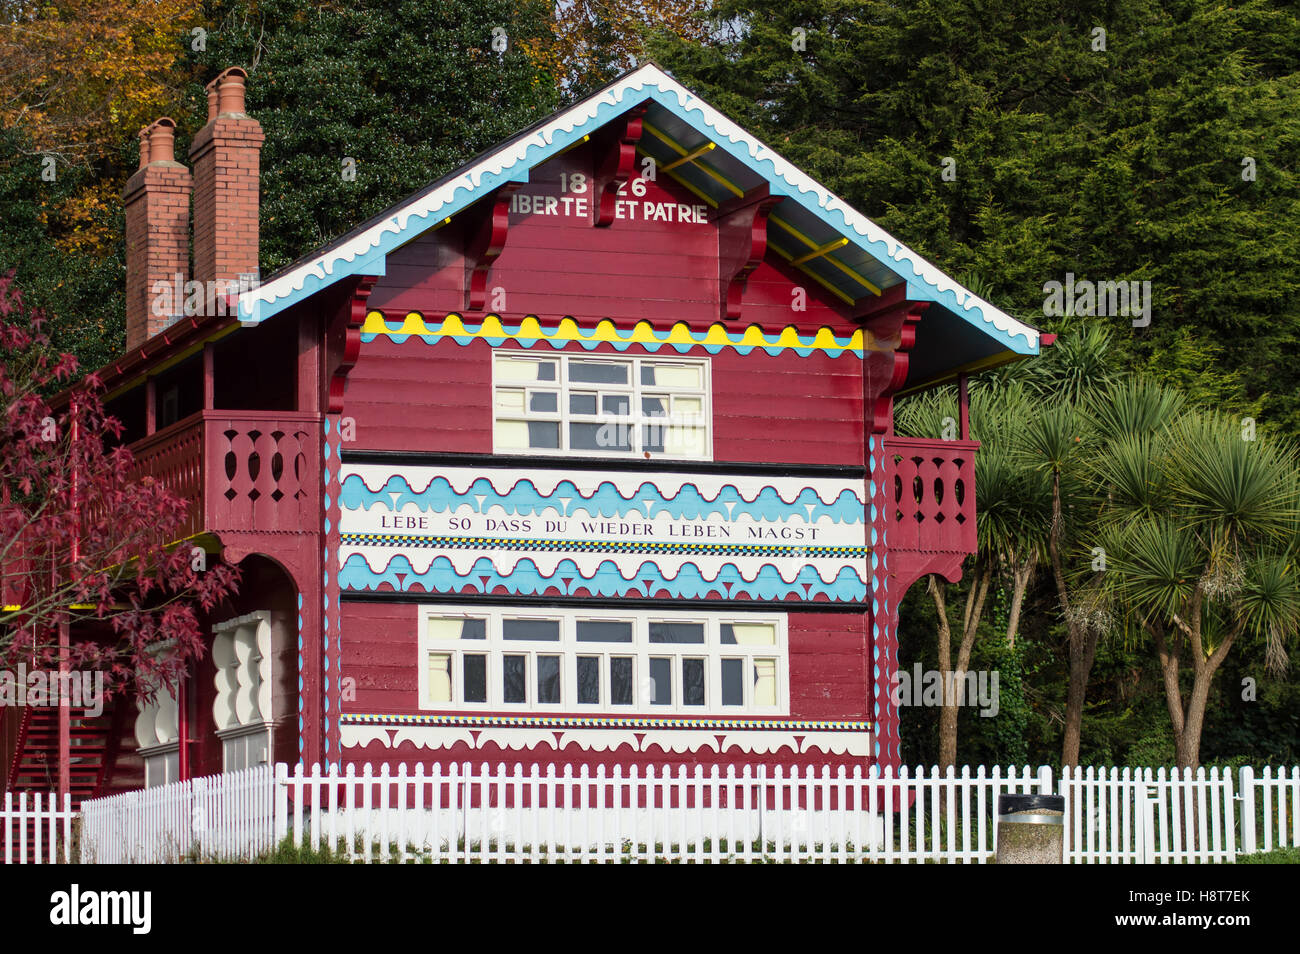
{"left": 1, "top": 0, "right": 201, "bottom": 160}
{"left": 523, "top": 0, "right": 713, "bottom": 94}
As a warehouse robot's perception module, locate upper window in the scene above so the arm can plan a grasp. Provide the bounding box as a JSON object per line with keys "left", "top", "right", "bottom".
{"left": 492, "top": 351, "right": 711, "bottom": 459}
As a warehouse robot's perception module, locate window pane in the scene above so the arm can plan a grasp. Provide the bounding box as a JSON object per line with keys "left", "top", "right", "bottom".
{"left": 428, "top": 653, "right": 452, "bottom": 703}
{"left": 642, "top": 363, "right": 701, "bottom": 388}
{"left": 503, "top": 619, "right": 560, "bottom": 641}
{"left": 674, "top": 397, "right": 702, "bottom": 415}
{"left": 732, "top": 622, "right": 777, "bottom": 646}
{"left": 576, "top": 620, "right": 633, "bottom": 643}
{"left": 650, "top": 658, "right": 672, "bottom": 705}
{"left": 610, "top": 657, "right": 634, "bottom": 706}
{"left": 503, "top": 655, "right": 526, "bottom": 703}
{"left": 642, "top": 396, "right": 667, "bottom": 417}
{"left": 754, "top": 658, "right": 778, "bottom": 706}
{"left": 602, "top": 395, "right": 630, "bottom": 416}
{"left": 682, "top": 658, "right": 706, "bottom": 706}
{"left": 665, "top": 426, "right": 706, "bottom": 456}
{"left": 720, "top": 624, "right": 736, "bottom": 645}
{"left": 570, "top": 393, "right": 598, "bottom": 415}
{"left": 526, "top": 421, "right": 560, "bottom": 449}
{"left": 463, "top": 654, "right": 487, "bottom": 703}
{"left": 495, "top": 389, "right": 525, "bottom": 412}
{"left": 577, "top": 656, "right": 600, "bottom": 705}
{"left": 721, "top": 658, "right": 744, "bottom": 706}
{"left": 537, "top": 655, "right": 561, "bottom": 704}
{"left": 571, "top": 421, "right": 628, "bottom": 451}
{"left": 642, "top": 424, "right": 664, "bottom": 454}
{"left": 428, "top": 617, "right": 485, "bottom": 640}
{"left": 649, "top": 622, "right": 705, "bottom": 644}
{"left": 496, "top": 357, "right": 556, "bottom": 382}
{"left": 529, "top": 391, "right": 558, "bottom": 412}
{"left": 570, "top": 361, "right": 628, "bottom": 384}
{"left": 496, "top": 419, "right": 529, "bottom": 449}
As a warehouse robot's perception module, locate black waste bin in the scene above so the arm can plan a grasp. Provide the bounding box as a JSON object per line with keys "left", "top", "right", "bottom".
{"left": 996, "top": 793, "right": 1064, "bottom": 864}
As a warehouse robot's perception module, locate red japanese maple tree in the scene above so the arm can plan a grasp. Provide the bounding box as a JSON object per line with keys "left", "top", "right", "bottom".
{"left": 0, "top": 272, "right": 238, "bottom": 698}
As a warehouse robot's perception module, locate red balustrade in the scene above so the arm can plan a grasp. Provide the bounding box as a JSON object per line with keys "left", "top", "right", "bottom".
{"left": 128, "top": 415, "right": 206, "bottom": 539}
{"left": 883, "top": 437, "right": 978, "bottom": 556}
{"left": 126, "top": 411, "right": 321, "bottom": 538}
{"left": 205, "top": 412, "right": 319, "bottom": 533}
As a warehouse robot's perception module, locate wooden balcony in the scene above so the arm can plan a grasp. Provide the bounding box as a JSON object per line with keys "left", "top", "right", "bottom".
{"left": 883, "top": 437, "right": 978, "bottom": 569}
{"left": 125, "top": 411, "right": 321, "bottom": 540}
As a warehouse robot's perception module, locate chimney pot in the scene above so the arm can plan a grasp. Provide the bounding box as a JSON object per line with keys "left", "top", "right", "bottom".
{"left": 147, "top": 119, "right": 177, "bottom": 164}
{"left": 217, "top": 68, "right": 249, "bottom": 116}
{"left": 206, "top": 85, "right": 219, "bottom": 122}
{"left": 137, "top": 128, "right": 150, "bottom": 171}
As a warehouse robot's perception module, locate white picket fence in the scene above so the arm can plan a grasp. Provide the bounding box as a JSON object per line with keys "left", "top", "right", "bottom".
{"left": 13, "top": 761, "right": 1295, "bottom": 864}
{"left": 272, "top": 761, "right": 1054, "bottom": 864}
{"left": 1060, "top": 766, "right": 1237, "bottom": 863}
{"left": 1240, "top": 765, "right": 1300, "bottom": 855}
{"left": 77, "top": 764, "right": 275, "bottom": 863}
{"left": 1, "top": 791, "right": 76, "bottom": 864}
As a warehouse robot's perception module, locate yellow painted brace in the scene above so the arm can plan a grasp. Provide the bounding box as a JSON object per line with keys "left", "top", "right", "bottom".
{"left": 661, "top": 141, "right": 717, "bottom": 172}
{"left": 769, "top": 215, "right": 883, "bottom": 297}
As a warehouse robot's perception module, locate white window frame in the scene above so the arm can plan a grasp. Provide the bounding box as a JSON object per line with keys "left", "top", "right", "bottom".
{"left": 417, "top": 606, "right": 787, "bottom": 716}
{"left": 491, "top": 350, "right": 713, "bottom": 460}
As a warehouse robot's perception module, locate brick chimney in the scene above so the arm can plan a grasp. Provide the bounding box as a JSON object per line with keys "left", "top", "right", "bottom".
{"left": 122, "top": 118, "right": 192, "bottom": 350}
{"left": 189, "top": 67, "right": 264, "bottom": 299}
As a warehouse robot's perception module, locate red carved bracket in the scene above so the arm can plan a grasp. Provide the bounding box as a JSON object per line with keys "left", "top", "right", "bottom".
{"left": 464, "top": 184, "right": 519, "bottom": 311}
{"left": 869, "top": 302, "right": 928, "bottom": 433}
{"left": 717, "top": 193, "right": 782, "bottom": 320}
{"left": 591, "top": 105, "right": 647, "bottom": 227}
{"left": 328, "top": 275, "right": 377, "bottom": 414}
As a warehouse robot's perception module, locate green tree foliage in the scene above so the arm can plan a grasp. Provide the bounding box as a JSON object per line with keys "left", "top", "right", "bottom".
{"left": 188, "top": 0, "right": 562, "bottom": 274}
{"left": 652, "top": 0, "right": 1300, "bottom": 434}
{"left": 0, "top": 126, "right": 127, "bottom": 374}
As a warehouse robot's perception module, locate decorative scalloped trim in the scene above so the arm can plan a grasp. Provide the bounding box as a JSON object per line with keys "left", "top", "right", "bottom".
{"left": 338, "top": 553, "right": 869, "bottom": 602}
{"left": 341, "top": 724, "right": 872, "bottom": 757}
{"left": 342, "top": 713, "right": 871, "bottom": 731}
{"left": 361, "top": 312, "right": 867, "bottom": 358}
{"left": 237, "top": 65, "right": 1039, "bottom": 353}
{"left": 340, "top": 472, "right": 866, "bottom": 524}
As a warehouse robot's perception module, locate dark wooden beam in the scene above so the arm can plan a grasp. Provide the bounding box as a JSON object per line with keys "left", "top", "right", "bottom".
{"left": 202, "top": 342, "right": 214, "bottom": 410}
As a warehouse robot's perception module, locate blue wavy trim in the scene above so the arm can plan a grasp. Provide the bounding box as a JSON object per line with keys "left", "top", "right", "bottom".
{"left": 340, "top": 554, "right": 867, "bottom": 602}
{"left": 341, "top": 474, "right": 864, "bottom": 524}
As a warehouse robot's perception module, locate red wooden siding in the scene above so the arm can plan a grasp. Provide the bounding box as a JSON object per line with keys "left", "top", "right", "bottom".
{"left": 345, "top": 335, "right": 864, "bottom": 465}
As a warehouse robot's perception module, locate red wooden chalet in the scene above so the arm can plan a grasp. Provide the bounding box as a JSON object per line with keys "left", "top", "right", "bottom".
{"left": 1, "top": 65, "right": 1043, "bottom": 805}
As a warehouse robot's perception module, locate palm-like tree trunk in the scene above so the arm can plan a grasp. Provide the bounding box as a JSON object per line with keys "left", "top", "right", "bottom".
{"left": 1061, "top": 627, "right": 1099, "bottom": 766}
{"left": 1150, "top": 600, "right": 1241, "bottom": 769}
{"left": 930, "top": 563, "right": 991, "bottom": 769}
{"left": 1047, "top": 469, "right": 1098, "bottom": 767}
{"left": 1005, "top": 553, "right": 1035, "bottom": 648}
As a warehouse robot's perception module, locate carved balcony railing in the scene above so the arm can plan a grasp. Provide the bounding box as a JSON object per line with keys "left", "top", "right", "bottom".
{"left": 124, "top": 411, "right": 321, "bottom": 540}
{"left": 883, "top": 437, "right": 978, "bottom": 566}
